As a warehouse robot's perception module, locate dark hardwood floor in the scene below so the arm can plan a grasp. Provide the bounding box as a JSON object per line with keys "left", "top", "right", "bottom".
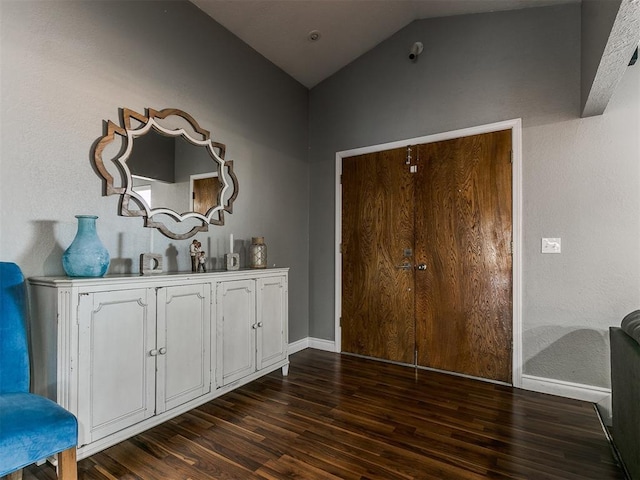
{"left": 24, "top": 349, "right": 625, "bottom": 479}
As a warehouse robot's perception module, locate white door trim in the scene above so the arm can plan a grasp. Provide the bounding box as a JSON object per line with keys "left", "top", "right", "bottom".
{"left": 334, "top": 119, "right": 523, "bottom": 387}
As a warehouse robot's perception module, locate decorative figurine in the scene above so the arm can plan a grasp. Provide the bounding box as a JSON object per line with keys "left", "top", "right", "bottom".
{"left": 197, "top": 251, "right": 207, "bottom": 272}
{"left": 189, "top": 239, "right": 201, "bottom": 272}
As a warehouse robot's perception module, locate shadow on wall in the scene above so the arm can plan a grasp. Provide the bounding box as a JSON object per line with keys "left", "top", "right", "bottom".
{"left": 166, "top": 244, "right": 179, "bottom": 272}
{"left": 20, "top": 221, "right": 65, "bottom": 276}
{"left": 109, "top": 232, "right": 133, "bottom": 275}
{"left": 523, "top": 327, "right": 610, "bottom": 388}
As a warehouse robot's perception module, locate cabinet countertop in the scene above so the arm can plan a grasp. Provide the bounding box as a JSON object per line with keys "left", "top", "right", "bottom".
{"left": 29, "top": 267, "right": 289, "bottom": 286}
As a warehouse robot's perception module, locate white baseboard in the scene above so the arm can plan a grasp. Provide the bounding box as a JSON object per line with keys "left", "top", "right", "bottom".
{"left": 521, "top": 374, "right": 612, "bottom": 424}
{"left": 289, "top": 337, "right": 337, "bottom": 354}
{"left": 309, "top": 337, "right": 337, "bottom": 352}
{"left": 288, "top": 338, "right": 309, "bottom": 354}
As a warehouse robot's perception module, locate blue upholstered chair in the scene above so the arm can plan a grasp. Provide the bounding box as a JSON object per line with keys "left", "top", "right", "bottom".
{"left": 0, "top": 262, "right": 78, "bottom": 480}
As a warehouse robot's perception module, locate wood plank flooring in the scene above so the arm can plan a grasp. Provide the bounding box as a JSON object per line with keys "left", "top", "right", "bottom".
{"left": 23, "top": 349, "right": 625, "bottom": 479}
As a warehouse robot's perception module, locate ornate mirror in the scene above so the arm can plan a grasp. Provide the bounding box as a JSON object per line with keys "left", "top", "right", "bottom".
{"left": 93, "top": 108, "right": 238, "bottom": 239}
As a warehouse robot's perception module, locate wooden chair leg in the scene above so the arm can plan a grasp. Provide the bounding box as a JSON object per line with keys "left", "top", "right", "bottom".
{"left": 57, "top": 447, "right": 77, "bottom": 480}
{"left": 5, "top": 469, "right": 23, "bottom": 480}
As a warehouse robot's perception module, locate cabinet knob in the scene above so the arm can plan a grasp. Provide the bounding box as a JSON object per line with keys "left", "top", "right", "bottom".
{"left": 159, "top": 347, "right": 167, "bottom": 355}
{"left": 257, "top": 322, "right": 263, "bottom": 328}
{"left": 149, "top": 349, "right": 158, "bottom": 357}
{"left": 252, "top": 323, "right": 259, "bottom": 329}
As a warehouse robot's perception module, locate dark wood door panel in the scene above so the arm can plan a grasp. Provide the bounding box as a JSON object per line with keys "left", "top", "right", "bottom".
{"left": 341, "top": 130, "right": 513, "bottom": 383}
{"left": 341, "top": 147, "right": 415, "bottom": 364}
{"left": 415, "top": 130, "right": 512, "bottom": 382}
{"left": 193, "top": 176, "right": 220, "bottom": 215}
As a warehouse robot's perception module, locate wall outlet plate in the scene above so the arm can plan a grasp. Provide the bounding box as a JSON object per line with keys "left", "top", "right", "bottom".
{"left": 541, "top": 238, "right": 561, "bottom": 254}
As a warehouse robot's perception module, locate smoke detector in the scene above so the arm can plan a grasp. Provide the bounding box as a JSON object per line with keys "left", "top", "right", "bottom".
{"left": 308, "top": 30, "right": 321, "bottom": 42}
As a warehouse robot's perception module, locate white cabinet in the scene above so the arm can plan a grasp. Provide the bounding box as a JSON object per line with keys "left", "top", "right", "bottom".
{"left": 156, "top": 284, "right": 211, "bottom": 413}
{"left": 67, "top": 283, "right": 211, "bottom": 446}
{"left": 216, "top": 275, "right": 288, "bottom": 387}
{"left": 76, "top": 288, "right": 158, "bottom": 444}
{"left": 256, "top": 276, "right": 288, "bottom": 372}
{"left": 28, "top": 269, "right": 288, "bottom": 460}
{"left": 217, "top": 279, "right": 256, "bottom": 385}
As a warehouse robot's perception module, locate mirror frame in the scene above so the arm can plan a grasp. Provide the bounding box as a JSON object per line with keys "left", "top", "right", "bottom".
{"left": 93, "top": 107, "right": 239, "bottom": 239}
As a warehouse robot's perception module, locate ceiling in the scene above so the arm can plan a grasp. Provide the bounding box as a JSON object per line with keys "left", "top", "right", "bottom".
{"left": 191, "top": 0, "right": 578, "bottom": 88}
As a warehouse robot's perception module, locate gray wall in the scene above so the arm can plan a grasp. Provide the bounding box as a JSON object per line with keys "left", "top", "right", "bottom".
{"left": 0, "top": 0, "right": 310, "bottom": 341}
{"left": 309, "top": 3, "right": 640, "bottom": 388}
{"left": 2, "top": 0, "right": 638, "bottom": 389}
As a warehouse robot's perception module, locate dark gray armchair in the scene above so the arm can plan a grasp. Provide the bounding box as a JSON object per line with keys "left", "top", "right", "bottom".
{"left": 610, "top": 310, "right": 640, "bottom": 479}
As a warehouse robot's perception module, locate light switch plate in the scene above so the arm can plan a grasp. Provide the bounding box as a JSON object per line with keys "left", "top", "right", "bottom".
{"left": 542, "top": 238, "right": 561, "bottom": 254}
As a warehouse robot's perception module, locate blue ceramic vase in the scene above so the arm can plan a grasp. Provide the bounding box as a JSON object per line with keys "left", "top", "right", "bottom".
{"left": 62, "top": 215, "right": 110, "bottom": 277}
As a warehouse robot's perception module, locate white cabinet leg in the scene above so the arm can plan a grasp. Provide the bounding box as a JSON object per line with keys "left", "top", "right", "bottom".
{"left": 282, "top": 364, "right": 289, "bottom": 376}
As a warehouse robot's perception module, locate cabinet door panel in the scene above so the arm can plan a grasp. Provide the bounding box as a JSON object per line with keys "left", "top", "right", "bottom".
{"left": 257, "top": 276, "right": 288, "bottom": 371}
{"left": 217, "top": 280, "right": 256, "bottom": 386}
{"left": 156, "top": 284, "right": 211, "bottom": 413}
{"left": 77, "top": 289, "right": 156, "bottom": 445}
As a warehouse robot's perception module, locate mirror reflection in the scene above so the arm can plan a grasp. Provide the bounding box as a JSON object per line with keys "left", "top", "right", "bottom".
{"left": 129, "top": 131, "right": 221, "bottom": 214}
{"left": 93, "top": 107, "right": 239, "bottom": 240}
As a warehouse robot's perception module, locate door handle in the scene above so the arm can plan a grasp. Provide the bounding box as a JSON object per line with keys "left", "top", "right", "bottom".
{"left": 396, "top": 263, "right": 412, "bottom": 270}
{"left": 416, "top": 263, "right": 427, "bottom": 271}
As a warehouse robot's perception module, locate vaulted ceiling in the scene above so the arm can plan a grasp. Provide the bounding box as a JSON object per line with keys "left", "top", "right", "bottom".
{"left": 191, "top": 0, "right": 578, "bottom": 88}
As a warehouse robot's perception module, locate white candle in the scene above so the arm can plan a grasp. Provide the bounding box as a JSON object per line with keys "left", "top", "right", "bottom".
{"left": 230, "top": 234, "right": 233, "bottom": 254}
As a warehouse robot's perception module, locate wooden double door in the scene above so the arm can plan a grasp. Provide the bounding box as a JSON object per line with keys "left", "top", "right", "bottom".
{"left": 341, "top": 130, "right": 513, "bottom": 383}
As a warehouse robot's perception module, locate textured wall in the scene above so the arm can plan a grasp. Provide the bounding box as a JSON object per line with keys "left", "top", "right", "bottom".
{"left": 581, "top": 0, "right": 622, "bottom": 113}
{"left": 581, "top": 0, "right": 639, "bottom": 117}
{"left": 309, "top": 4, "right": 640, "bottom": 388}
{"left": 0, "top": 0, "right": 310, "bottom": 341}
